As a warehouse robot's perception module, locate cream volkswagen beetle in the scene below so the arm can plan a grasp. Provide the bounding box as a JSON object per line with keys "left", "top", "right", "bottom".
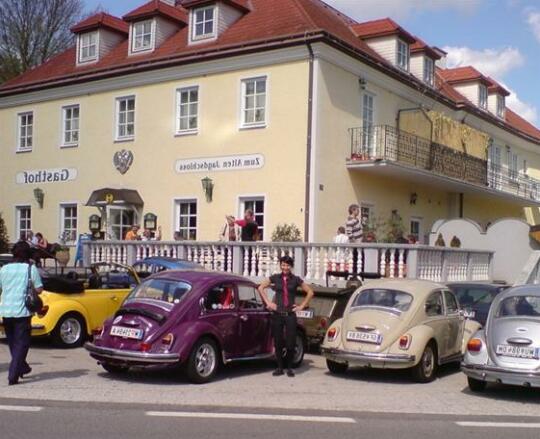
{"left": 321, "top": 279, "right": 481, "bottom": 382}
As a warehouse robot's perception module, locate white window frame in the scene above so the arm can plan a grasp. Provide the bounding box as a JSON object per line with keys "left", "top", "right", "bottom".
{"left": 396, "top": 39, "right": 409, "bottom": 71}
{"left": 131, "top": 19, "right": 155, "bottom": 54}
{"left": 176, "top": 86, "right": 199, "bottom": 135}
{"left": 61, "top": 105, "right": 80, "bottom": 147}
{"left": 115, "top": 96, "right": 136, "bottom": 141}
{"left": 361, "top": 92, "right": 375, "bottom": 156}
{"left": 191, "top": 5, "right": 217, "bottom": 42}
{"left": 60, "top": 203, "right": 78, "bottom": 243}
{"left": 17, "top": 111, "right": 34, "bottom": 152}
{"left": 423, "top": 57, "right": 434, "bottom": 86}
{"left": 238, "top": 196, "right": 265, "bottom": 240}
{"left": 479, "top": 85, "right": 488, "bottom": 109}
{"left": 175, "top": 199, "right": 198, "bottom": 241}
{"left": 16, "top": 205, "right": 31, "bottom": 241}
{"left": 78, "top": 31, "right": 98, "bottom": 64}
{"left": 360, "top": 202, "right": 374, "bottom": 229}
{"left": 410, "top": 217, "right": 423, "bottom": 244}
{"left": 240, "top": 76, "right": 268, "bottom": 129}
{"left": 107, "top": 206, "right": 138, "bottom": 240}
{"left": 496, "top": 95, "right": 505, "bottom": 118}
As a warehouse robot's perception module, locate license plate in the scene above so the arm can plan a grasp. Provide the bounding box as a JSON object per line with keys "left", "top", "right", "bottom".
{"left": 346, "top": 330, "right": 382, "bottom": 344}
{"left": 463, "top": 310, "right": 476, "bottom": 318}
{"left": 296, "top": 309, "right": 314, "bottom": 319}
{"left": 496, "top": 344, "right": 539, "bottom": 359}
{"left": 110, "top": 326, "right": 143, "bottom": 340}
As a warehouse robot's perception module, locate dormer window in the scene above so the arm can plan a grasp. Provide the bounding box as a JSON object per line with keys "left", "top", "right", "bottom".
{"left": 479, "top": 84, "right": 488, "bottom": 110}
{"left": 192, "top": 5, "right": 216, "bottom": 41}
{"left": 397, "top": 40, "right": 409, "bottom": 71}
{"left": 132, "top": 20, "right": 154, "bottom": 52}
{"left": 497, "top": 95, "right": 505, "bottom": 118}
{"left": 423, "top": 57, "right": 434, "bottom": 86}
{"left": 79, "top": 31, "right": 98, "bottom": 63}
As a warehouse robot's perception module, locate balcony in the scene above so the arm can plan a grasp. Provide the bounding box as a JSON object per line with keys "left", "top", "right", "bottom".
{"left": 348, "top": 125, "right": 540, "bottom": 205}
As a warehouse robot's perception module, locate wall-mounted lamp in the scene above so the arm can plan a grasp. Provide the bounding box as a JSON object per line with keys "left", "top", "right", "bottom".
{"left": 144, "top": 213, "right": 157, "bottom": 231}
{"left": 359, "top": 77, "right": 367, "bottom": 90}
{"left": 201, "top": 176, "right": 214, "bottom": 202}
{"left": 410, "top": 192, "right": 418, "bottom": 205}
{"left": 33, "top": 187, "right": 44, "bottom": 209}
{"left": 89, "top": 214, "right": 102, "bottom": 233}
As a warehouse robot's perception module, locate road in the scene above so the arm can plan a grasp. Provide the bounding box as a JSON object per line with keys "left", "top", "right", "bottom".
{"left": 1, "top": 339, "right": 540, "bottom": 437}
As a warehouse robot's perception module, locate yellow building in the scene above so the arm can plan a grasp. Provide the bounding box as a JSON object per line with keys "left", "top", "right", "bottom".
{"left": 1, "top": 0, "right": 539, "bottom": 245}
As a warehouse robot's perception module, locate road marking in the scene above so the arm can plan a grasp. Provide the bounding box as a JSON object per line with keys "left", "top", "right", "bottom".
{"left": 457, "top": 422, "right": 540, "bottom": 429}
{"left": 0, "top": 405, "right": 42, "bottom": 412}
{"left": 146, "top": 411, "right": 356, "bottom": 424}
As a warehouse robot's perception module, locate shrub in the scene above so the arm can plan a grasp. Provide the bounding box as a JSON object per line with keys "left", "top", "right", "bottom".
{"left": 0, "top": 212, "right": 10, "bottom": 253}
{"left": 271, "top": 223, "right": 302, "bottom": 242}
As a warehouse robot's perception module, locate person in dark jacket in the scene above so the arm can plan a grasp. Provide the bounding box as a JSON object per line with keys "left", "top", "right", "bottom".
{"left": 258, "top": 256, "right": 313, "bottom": 377}
{"left": 0, "top": 241, "right": 43, "bottom": 385}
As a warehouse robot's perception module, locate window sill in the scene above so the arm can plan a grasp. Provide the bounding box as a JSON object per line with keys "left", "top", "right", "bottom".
{"left": 114, "top": 137, "right": 135, "bottom": 143}
{"left": 77, "top": 57, "right": 98, "bottom": 66}
{"left": 16, "top": 148, "right": 33, "bottom": 154}
{"left": 175, "top": 129, "right": 199, "bottom": 137}
{"left": 60, "top": 143, "right": 79, "bottom": 149}
{"left": 129, "top": 47, "right": 154, "bottom": 56}
{"left": 239, "top": 123, "right": 267, "bottom": 131}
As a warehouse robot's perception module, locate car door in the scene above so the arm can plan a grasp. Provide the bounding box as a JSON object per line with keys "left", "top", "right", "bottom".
{"left": 236, "top": 283, "right": 272, "bottom": 357}
{"left": 424, "top": 290, "right": 448, "bottom": 360}
{"left": 443, "top": 289, "right": 463, "bottom": 357}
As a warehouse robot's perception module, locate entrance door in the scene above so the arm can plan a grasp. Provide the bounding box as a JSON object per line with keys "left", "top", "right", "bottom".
{"left": 108, "top": 207, "right": 136, "bottom": 240}
{"left": 361, "top": 93, "right": 375, "bottom": 157}
{"left": 488, "top": 145, "right": 501, "bottom": 189}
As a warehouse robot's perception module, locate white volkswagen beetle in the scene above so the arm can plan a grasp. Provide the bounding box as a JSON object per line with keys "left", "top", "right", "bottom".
{"left": 321, "top": 279, "right": 481, "bottom": 382}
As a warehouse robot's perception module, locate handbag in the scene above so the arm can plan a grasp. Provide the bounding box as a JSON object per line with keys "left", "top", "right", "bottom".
{"left": 25, "top": 263, "right": 43, "bottom": 314}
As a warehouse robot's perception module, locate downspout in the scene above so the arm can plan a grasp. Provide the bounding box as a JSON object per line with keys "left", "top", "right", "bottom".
{"left": 304, "top": 42, "right": 315, "bottom": 242}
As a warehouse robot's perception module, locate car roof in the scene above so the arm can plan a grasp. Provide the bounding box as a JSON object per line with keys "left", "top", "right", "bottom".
{"left": 148, "top": 269, "right": 251, "bottom": 284}
{"left": 134, "top": 257, "right": 201, "bottom": 268}
{"left": 496, "top": 284, "right": 540, "bottom": 300}
{"left": 359, "top": 279, "right": 446, "bottom": 299}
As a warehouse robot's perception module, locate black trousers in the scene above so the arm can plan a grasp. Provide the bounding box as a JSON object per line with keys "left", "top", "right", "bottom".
{"left": 3, "top": 316, "right": 32, "bottom": 382}
{"left": 270, "top": 313, "right": 297, "bottom": 369}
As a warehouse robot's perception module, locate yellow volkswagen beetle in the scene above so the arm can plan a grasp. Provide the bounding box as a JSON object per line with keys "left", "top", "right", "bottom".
{"left": 321, "top": 279, "right": 481, "bottom": 382}
{"left": 1, "top": 263, "right": 138, "bottom": 348}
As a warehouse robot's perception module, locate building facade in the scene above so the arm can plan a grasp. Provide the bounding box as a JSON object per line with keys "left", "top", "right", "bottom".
{"left": 1, "top": 0, "right": 540, "bottom": 246}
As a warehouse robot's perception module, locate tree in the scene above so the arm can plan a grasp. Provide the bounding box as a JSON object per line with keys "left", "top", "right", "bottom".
{"left": 0, "top": 0, "right": 84, "bottom": 84}
{"left": 271, "top": 224, "right": 302, "bottom": 242}
{"left": 0, "top": 213, "right": 10, "bottom": 253}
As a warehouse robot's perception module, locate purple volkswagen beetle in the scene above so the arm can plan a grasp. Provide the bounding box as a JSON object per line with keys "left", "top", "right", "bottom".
{"left": 85, "top": 270, "right": 306, "bottom": 383}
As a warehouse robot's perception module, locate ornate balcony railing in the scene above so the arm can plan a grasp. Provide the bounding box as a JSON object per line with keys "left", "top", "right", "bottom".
{"left": 349, "top": 125, "right": 540, "bottom": 201}
{"left": 83, "top": 240, "right": 493, "bottom": 285}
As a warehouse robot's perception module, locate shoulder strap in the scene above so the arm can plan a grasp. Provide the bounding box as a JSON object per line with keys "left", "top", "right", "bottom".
{"left": 27, "top": 262, "right": 33, "bottom": 287}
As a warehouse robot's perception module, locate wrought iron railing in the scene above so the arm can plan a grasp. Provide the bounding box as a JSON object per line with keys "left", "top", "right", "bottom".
{"left": 349, "top": 125, "right": 540, "bottom": 201}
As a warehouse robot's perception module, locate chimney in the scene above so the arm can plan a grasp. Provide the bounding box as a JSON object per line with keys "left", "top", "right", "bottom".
{"left": 432, "top": 46, "right": 447, "bottom": 69}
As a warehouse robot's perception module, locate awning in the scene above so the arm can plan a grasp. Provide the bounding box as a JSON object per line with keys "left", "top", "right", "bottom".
{"left": 85, "top": 188, "right": 144, "bottom": 207}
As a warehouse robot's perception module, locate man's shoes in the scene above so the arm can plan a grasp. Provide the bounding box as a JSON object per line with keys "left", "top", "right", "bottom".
{"left": 8, "top": 379, "right": 19, "bottom": 386}
{"left": 272, "top": 368, "right": 284, "bottom": 376}
{"left": 286, "top": 369, "right": 295, "bottom": 377}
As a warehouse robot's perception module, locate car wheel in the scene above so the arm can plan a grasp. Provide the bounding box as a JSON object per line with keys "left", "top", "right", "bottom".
{"left": 291, "top": 333, "right": 306, "bottom": 368}
{"left": 467, "top": 377, "right": 487, "bottom": 392}
{"left": 52, "top": 314, "right": 86, "bottom": 348}
{"left": 411, "top": 343, "right": 437, "bottom": 383}
{"left": 326, "top": 359, "right": 348, "bottom": 374}
{"left": 101, "top": 363, "right": 129, "bottom": 374}
{"left": 186, "top": 337, "right": 219, "bottom": 384}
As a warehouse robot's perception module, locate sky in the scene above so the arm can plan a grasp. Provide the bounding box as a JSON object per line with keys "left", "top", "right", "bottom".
{"left": 84, "top": 0, "right": 540, "bottom": 125}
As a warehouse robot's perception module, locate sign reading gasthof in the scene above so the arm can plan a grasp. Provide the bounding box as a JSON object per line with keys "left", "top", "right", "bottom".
{"left": 16, "top": 168, "right": 78, "bottom": 184}
{"left": 175, "top": 154, "right": 264, "bottom": 174}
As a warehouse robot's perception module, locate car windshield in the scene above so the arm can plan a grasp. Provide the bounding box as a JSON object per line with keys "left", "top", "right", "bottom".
{"left": 496, "top": 295, "right": 540, "bottom": 318}
{"left": 127, "top": 278, "right": 192, "bottom": 304}
{"left": 451, "top": 287, "right": 497, "bottom": 307}
{"left": 351, "top": 288, "right": 413, "bottom": 312}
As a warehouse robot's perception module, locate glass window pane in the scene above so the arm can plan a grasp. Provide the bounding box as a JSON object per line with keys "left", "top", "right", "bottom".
{"left": 256, "top": 80, "right": 266, "bottom": 93}
{"left": 189, "top": 90, "right": 198, "bottom": 102}
{"left": 245, "top": 81, "right": 255, "bottom": 95}
{"left": 256, "top": 95, "right": 265, "bottom": 108}
{"left": 196, "top": 23, "right": 204, "bottom": 35}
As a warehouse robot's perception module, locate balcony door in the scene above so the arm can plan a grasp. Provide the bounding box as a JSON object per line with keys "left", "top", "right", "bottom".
{"left": 361, "top": 93, "right": 375, "bottom": 157}
{"left": 488, "top": 145, "right": 502, "bottom": 190}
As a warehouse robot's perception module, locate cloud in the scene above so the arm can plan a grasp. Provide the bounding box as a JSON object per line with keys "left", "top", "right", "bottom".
{"left": 324, "top": 0, "right": 482, "bottom": 21}
{"left": 442, "top": 46, "right": 525, "bottom": 78}
{"left": 527, "top": 11, "right": 540, "bottom": 42}
{"left": 504, "top": 84, "right": 538, "bottom": 124}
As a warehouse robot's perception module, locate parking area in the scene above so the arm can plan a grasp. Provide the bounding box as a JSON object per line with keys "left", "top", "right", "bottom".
{"left": 1, "top": 339, "right": 539, "bottom": 416}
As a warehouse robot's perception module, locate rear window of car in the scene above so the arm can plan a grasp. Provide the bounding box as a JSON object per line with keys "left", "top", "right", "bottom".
{"left": 351, "top": 289, "right": 413, "bottom": 312}
{"left": 127, "top": 279, "right": 192, "bottom": 304}
{"left": 496, "top": 296, "right": 540, "bottom": 318}
{"left": 451, "top": 287, "right": 497, "bottom": 306}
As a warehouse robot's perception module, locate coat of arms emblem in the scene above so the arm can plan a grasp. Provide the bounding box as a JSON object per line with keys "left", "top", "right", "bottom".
{"left": 113, "top": 149, "right": 134, "bottom": 174}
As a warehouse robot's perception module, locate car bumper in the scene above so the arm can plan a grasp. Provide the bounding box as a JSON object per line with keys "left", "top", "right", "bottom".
{"left": 462, "top": 362, "right": 540, "bottom": 388}
{"left": 85, "top": 342, "right": 180, "bottom": 365}
{"left": 321, "top": 347, "right": 416, "bottom": 368}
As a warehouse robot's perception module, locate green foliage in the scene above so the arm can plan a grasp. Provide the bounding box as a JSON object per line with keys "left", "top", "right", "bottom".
{"left": 380, "top": 210, "right": 406, "bottom": 243}
{"left": 0, "top": 212, "right": 10, "bottom": 253}
{"left": 271, "top": 223, "right": 302, "bottom": 242}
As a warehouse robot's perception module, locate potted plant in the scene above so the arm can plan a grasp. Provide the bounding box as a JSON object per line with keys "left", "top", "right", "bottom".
{"left": 55, "top": 230, "right": 73, "bottom": 267}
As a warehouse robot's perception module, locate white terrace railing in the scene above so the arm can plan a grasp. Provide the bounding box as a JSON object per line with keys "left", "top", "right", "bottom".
{"left": 82, "top": 241, "right": 493, "bottom": 285}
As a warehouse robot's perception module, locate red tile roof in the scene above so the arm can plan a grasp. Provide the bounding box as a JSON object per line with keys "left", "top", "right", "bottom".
{"left": 438, "top": 66, "right": 492, "bottom": 86}
{"left": 70, "top": 12, "right": 129, "bottom": 35}
{"left": 123, "top": 0, "right": 188, "bottom": 23}
{"left": 410, "top": 37, "right": 441, "bottom": 60}
{"left": 506, "top": 108, "right": 540, "bottom": 139}
{"left": 181, "top": 0, "right": 252, "bottom": 13}
{"left": 486, "top": 77, "right": 510, "bottom": 97}
{"left": 351, "top": 18, "right": 416, "bottom": 44}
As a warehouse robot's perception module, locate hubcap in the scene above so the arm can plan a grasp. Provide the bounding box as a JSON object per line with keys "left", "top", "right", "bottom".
{"left": 60, "top": 318, "right": 82, "bottom": 345}
{"left": 195, "top": 343, "right": 216, "bottom": 377}
{"left": 422, "top": 347, "right": 434, "bottom": 377}
{"left": 293, "top": 335, "right": 304, "bottom": 365}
